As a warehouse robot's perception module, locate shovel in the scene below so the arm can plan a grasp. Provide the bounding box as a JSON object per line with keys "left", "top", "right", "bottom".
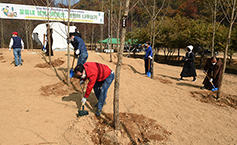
{"left": 78, "top": 84, "right": 89, "bottom": 117}
{"left": 147, "top": 58, "right": 151, "bottom": 77}
{"left": 70, "top": 56, "right": 76, "bottom": 78}
{"left": 203, "top": 72, "right": 218, "bottom": 92}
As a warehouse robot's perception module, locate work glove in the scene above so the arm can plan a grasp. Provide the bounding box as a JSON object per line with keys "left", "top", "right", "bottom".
{"left": 148, "top": 55, "right": 152, "bottom": 59}
{"left": 75, "top": 49, "right": 80, "bottom": 55}
{"left": 81, "top": 97, "right": 86, "bottom": 104}
{"left": 66, "top": 37, "right": 70, "bottom": 44}
{"left": 80, "top": 80, "right": 84, "bottom": 85}
{"left": 209, "top": 78, "right": 213, "bottom": 82}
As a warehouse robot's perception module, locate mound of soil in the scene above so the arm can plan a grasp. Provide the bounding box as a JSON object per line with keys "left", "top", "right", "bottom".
{"left": 91, "top": 113, "right": 172, "bottom": 145}
{"left": 190, "top": 91, "right": 237, "bottom": 109}
{"left": 155, "top": 76, "right": 172, "bottom": 84}
{"left": 34, "top": 58, "right": 64, "bottom": 68}
{"left": 40, "top": 77, "right": 81, "bottom": 96}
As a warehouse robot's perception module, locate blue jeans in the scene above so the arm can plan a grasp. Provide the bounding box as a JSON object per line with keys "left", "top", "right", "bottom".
{"left": 93, "top": 70, "right": 115, "bottom": 110}
{"left": 13, "top": 48, "right": 22, "bottom": 66}
{"left": 77, "top": 51, "right": 88, "bottom": 66}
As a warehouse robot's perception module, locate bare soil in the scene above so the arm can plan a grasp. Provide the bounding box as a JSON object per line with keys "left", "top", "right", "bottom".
{"left": 0, "top": 48, "right": 236, "bottom": 145}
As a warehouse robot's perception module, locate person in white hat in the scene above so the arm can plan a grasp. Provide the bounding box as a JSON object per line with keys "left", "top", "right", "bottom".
{"left": 178, "top": 45, "right": 197, "bottom": 82}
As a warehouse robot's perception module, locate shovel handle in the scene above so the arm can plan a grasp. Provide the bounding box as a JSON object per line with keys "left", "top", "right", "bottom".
{"left": 148, "top": 58, "right": 150, "bottom": 71}
{"left": 203, "top": 72, "right": 216, "bottom": 87}
{"left": 71, "top": 56, "right": 75, "bottom": 69}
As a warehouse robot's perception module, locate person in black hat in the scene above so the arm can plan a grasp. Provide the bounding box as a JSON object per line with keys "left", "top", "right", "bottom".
{"left": 74, "top": 28, "right": 81, "bottom": 38}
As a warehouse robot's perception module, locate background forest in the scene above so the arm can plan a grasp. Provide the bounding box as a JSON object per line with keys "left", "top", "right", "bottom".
{"left": 0, "top": 0, "right": 237, "bottom": 64}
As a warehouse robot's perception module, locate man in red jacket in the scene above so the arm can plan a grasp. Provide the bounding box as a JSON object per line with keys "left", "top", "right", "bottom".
{"left": 74, "top": 62, "right": 115, "bottom": 116}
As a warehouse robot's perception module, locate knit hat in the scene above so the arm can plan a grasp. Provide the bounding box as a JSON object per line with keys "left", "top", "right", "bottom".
{"left": 12, "top": 32, "right": 18, "bottom": 35}
{"left": 187, "top": 45, "right": 193, "bottom": 51}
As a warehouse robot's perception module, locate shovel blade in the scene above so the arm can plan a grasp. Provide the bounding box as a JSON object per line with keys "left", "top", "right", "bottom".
{"left": 212, "top": 87, "right": 218, "bottom": 92}
{"left": 78, "top": 110, "right": 89, "bottom": 116}
{"left": 70, "top": 68, "right": 74, "bottom": 78}
{"left": 78, "top": 105, "right": 89, "bottom": 116}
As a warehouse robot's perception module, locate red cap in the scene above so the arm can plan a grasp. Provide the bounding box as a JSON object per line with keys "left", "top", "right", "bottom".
{"left": 12, "top": 32, "right": 18, "bottom": 35}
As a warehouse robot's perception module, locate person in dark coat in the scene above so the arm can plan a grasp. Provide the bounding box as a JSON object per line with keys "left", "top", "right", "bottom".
{"left": 178, "top": 45, "right": 197, "bottom": 82}
{"left": 75, "top": 28, "right": 82, "bottom": 38}
{"left": 69, "top": 32, "right": 88, "bottom": 66}
{"left": 201, "top": 56, "right": 223, "bottom": 90}
{"left": 143, "top": 41, "right": 153, "bottom": 75}
{"left": 45, "top": 24, "right": 53, "bottom": 56}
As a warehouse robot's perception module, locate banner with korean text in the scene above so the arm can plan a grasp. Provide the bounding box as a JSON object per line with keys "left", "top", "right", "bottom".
{"left": 0, "top": 3, "right": 104, "bottom": 24}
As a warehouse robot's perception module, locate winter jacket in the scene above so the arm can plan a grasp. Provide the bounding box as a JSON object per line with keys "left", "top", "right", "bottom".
{"left": 144, "top": 46, "right": 153, "bottom": 59}
{"left": 73, "top": 36, "right": 87, "bottom": 55}
{"left": 83, "top": 62, "right": 111, "bottom": 98}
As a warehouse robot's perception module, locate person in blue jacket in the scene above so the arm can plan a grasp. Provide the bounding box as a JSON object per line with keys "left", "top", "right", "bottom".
{"left": 143, "top": 41, "right": 153, "bottom": 74}
{"left": 69, "top": 32, "right": 88, "bottom": 66}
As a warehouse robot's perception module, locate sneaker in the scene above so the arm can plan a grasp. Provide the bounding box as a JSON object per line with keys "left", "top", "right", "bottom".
{"left": 18, "top": 64, "right": 22, "bottom": 66}
{"left": 94, "top": 102, "right": 107, "bottom": 107}
{"left": 193, "top": 78, "right": 197, "bottom": 82}
{"left": 14, "top": 65, "right": 19, "bottom": 67}
{"left": 96, "top": 109, "right": 102, "bottom": 116}
{"left": 201, "top": 86, "right": 206, "bottom": 90}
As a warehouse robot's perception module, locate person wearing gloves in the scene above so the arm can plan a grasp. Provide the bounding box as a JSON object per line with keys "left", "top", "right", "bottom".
{"left": 69, "top": 32, "right": 88, "bottom": 66}
{"left": 9, "top": 32, "right": 24, "bottom": 67}
{"left": 74, "top": 62, "right": 115, "bottom": 116}
{"left": 143, "top": 41, "right": 153, "bottom": 75}
{"left": 178, "top": 45, "right": 197, "bottom": 82}
{"left": 201, "top": 56, "right": 223, "bottom": 90}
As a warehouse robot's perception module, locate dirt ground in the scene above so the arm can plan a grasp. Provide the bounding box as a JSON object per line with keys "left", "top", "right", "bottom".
{"left": 0, "top": 48, "right": 236, "bottom": 145}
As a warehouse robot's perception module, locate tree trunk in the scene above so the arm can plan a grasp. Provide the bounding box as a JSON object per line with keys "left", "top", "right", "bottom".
{"left": 91, "top": 24, "right": 94, "bottom": 50}
{"left": 67, "top": 0, "right": 72, "bottom": 85}
{"left": 114, "top": 0, "right": 130, "bottom": 131}
{"left": 178, "top": 48, "right": 180, "bottom": 60}
{"left": 108, "top": 10, "right": 111, "bottom": 55}
{"left": 151, "top": 0, "right": 155, "bottom": 79}
{"left": 217, "top": 0, "right": 236, "bottom": 98}
{"left": 110, "top": 0, "right": 113, "bottom": 62}
{"left": 47, "top": 0, "right": 51, "bottom": 65}
{"left": 29, "top": 20, "right": 33, "bottom": 50}
{"left": 0, "top": 19, "right": 4, "bottom": 48}
{"left": 229, "top": 54, "right": 232, "bottom": 65}
{"left": 100, "top": 0, "right": 104, "bottom": 52}
{"left": 211, "top": 0, "right": 217, "bottom": 57}
{"left": 116, "top": 1, "right": 121, "bottom": 52}
{"left": 25, "top": 21, "right": 29, "bottom": 50}
{"left": 84, "top": 24, "right": 86, "bottom": 42}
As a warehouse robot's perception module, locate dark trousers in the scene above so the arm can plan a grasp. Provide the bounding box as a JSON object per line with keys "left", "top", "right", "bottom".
{"left": 46, "top": 40, "right": 53, "bottom": 56}
{"left": 144, "top": 59, "right": 152, "bottom": 73}
{"left": 93, "top": 71, "right": 115, "bottom": 110}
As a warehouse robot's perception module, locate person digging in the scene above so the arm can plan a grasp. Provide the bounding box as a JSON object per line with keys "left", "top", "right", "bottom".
{"left": 74, "top": 62, "right": 115, "bottom": 116}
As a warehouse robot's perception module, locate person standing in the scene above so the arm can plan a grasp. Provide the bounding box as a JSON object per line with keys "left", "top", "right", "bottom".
{"left": 143, "top": 41, "right": 153, "bottom": 75}
{"left": 9, "top": 32, "right": 24, "bottom": 67}
{"left": 178, "top": 45, "right": 197, "bottom": 82}
{"left": 74, "top": 28, "right": 82, "bottom": 38}
{"left": 201, "top": 56, "right": 223, "bottom": 90}
{"left": 69, "top": 32, "right": 88, "bottom": 66}
{"left": 45, "top": 24, "right": 53, "bottom": 56}
{"left": 74, "top": 62, "right": 115, "bottom": 116}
